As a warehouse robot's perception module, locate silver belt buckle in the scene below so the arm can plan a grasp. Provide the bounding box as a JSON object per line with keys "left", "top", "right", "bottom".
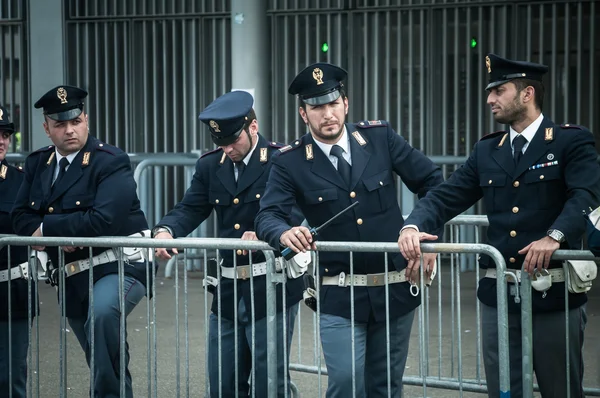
{"left": 338, "top": 272, "right": 346, "bottom": 287}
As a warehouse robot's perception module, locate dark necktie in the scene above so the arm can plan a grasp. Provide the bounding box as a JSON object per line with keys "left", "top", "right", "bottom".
{"left": 235, "top": 161, "right": 245, "bottom": 183}
{"left": 330, "top": 145, "right": 351, "bottom": 188}
{"left": 52, "top": 157, "right": 70, "bottom": 192}
{"left": 513, "top": 135, "right": 527, "bottom": 165}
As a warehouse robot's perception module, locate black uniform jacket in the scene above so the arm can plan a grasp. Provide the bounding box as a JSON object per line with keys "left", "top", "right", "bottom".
{"left": 11, "top": 136, "right": 150, "bottom": 318}
{"left": 404, "top": 118, "right": 600, "bottom": 313}
{"left": 255, "top": 121, "right": 444, "bottom": 323}
{"left": 156, "top": 134, "right": 304, "bottom": 321}
{"left": 1, "top": 160, "right": 37, "bottom": 320}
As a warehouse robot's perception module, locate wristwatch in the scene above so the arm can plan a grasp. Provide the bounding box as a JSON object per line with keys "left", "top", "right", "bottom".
{"left": 547, "top": 229, "right": 565, "bottom": 243}
{"left": 151, "top": 226, "right": 174, "bottom": 238}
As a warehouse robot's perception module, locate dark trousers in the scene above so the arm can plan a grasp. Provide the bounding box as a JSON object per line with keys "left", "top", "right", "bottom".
{"left": 319, "top": 310, "right": 415, "bottom": 398}
{"left": 68, "top": 274, "right": 146, "bottom": 398}
{"left": 0, "top": 319, "right": 29, "bottom": 398}
{"left": 481, "top": 303, "right": 586, "bottom": 398}
{"left": 208, "top": 300, "right": 299, "bottom": 398}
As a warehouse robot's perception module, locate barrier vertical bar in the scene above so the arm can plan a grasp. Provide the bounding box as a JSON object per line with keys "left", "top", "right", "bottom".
{"left": 520, "top": 272, "right": 533, "bottom": 398}
{"left": 264, "top": 249, "right": 278, "bottom": 398}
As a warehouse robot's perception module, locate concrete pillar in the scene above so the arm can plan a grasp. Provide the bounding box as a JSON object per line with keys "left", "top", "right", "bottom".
{"left": 231, "top": 0, "right": 271, "bottom": 136}
{"left": 28, "top": 0, "right": 65, "bottom": 150}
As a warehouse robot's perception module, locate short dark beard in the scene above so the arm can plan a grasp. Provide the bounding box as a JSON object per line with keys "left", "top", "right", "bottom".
{"left": 494, "top": 94, "right": 527, "bottom": 125}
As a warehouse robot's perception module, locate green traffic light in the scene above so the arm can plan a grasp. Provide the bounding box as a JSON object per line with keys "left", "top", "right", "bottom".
{"left": 470, "top": 37, "right": 477, "bottom": 49}
{"left": 321, "top": 42, "right": 329, "bottom": 53}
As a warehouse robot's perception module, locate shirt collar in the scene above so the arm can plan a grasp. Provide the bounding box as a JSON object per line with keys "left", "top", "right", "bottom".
{"left": 240, "top": 134, "right": 259, "bottom": 166}
{"left": 55, "top": 150, "right": 80, "bottom": 167}
{"left": 312, "top": 126, "right": 349, "bottom": 157}
{"left": 510, "top": 113, "right": 544, "bottom": 146}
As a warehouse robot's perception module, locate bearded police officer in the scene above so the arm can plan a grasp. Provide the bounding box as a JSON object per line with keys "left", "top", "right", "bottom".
{"left": 399, "top": 54, "right": 600, "bottom": 398}
{"left": 0, "top": 105, "right": 37, "bottom": 398}
{"left": 153, "top": 90, "right": 305, "bottom": 397}
{"left": 11, "top": 86, "right": 151, "bottom": 398}
{"left": 255, "top": 63, "right": 443, "bottom": 397}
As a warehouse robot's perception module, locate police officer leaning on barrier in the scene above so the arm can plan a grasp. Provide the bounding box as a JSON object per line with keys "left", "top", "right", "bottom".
{"left": 0, "top": 105, "right": 37, "bottom": 398}
{"left": 11, "top": 86, "right": 152, "bottom": 398}
{"left": 255, "top": 63, "right": 443, "bottom": 398}
{"left": 399, "top": 54, "right": 600, "bottom": 398}
{"left": 153, "top": 91, "right": 305, "bottom": 398}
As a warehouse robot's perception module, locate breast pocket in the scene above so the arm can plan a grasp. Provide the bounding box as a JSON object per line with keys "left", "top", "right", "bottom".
{"left": 363, "top": 170, "right": 396, "bottom": 212}
{"left": 208, "top": 190, "right": 231, "bottom": 206}
{"left": 303, "top": 188, "right": 338, "bottom": 205}
{"left": 479, "top": 173, "right": 506, "bottom": 213}
{"left": 524, "top": 167, "right": 563, "bottom": 209}
{"left": 62, "top": 195, "right": 95, "bottom": 211}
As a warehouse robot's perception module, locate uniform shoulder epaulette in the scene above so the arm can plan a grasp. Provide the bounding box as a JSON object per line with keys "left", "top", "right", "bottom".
{"left": 560, "top": 123, "right": 585, "bottom": 130}
{"left": 15, "top": 165, "right": 24, "bottom": 173}
{"left": 200, "top": 147, "right": 223, "bottom": 159}
{"left": 356, "top": 120, "right": 388, "bottom": 128}
{"left": 268, "top": 141, "right": 284, "bottom": 149}
{"left": 32, "top": 145, "right": 55, "bottom": 154}
{"left": 95, "top": 141, "right": 121, "bottom": 156}
{"left": 479, "top": 130, "right": 506, "bottom": 141}
{"left": 277, "top": 139, "right": 303, "bottom": 156}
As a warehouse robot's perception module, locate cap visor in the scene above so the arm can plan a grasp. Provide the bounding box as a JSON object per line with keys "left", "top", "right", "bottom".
{"left": 485, "top": 79, "right": 512, "bottom": 91}
{"left": 303, "top": 90, "right": 341, "bottom": 106}
{"left": 211, "top": 130, "right": 242, "bottom": 146}
{"left": 46, "top": 107, "right": 83, "bottom": 121}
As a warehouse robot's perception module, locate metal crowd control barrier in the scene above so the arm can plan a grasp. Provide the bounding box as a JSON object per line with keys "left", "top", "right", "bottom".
{"left": 267, "top": 241, "right": 512, "bottom": 398}
{"left": 0, "top": 236, "right": 284, "bottom": 398}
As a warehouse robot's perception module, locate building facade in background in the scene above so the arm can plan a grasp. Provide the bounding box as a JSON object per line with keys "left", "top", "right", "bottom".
{"left": 1, "top": 0, "right": 598, "bottom": 177}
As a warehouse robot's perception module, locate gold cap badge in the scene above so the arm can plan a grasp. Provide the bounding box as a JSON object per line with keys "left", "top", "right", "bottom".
{"left": 313, "top": 68, "right": 324, "bottom": 85}
{"left": 485, "top": 56, "right": 491, "bottom": 74}
{"left": 57, "top": 87, "right": 68, "bottom": 104}
{"left": 209, "top": 120, "right": 220, "bottom": 132}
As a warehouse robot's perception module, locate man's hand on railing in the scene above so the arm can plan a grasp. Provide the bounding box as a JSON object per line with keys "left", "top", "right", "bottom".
{"left": 518, "top": 236, "right": 560, "bottom": 274}
{"left": 240, "top": 231, "right": 258, "bottom": 256}
{"left": 153, "top": 231, "right": 178, "bottom": 260}
{"left": 31, "top": 226, "right": 45, "bottom": 251}
{"left": 398, "top": 227, "right": 438, "bottom": 284}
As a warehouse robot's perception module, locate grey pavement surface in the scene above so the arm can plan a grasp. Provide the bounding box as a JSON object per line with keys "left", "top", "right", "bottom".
{"left": 26, "top": 265, "right": 600, "bottom": 398}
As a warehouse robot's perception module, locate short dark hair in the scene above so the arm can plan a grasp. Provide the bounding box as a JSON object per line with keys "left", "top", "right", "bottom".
{"left": 299, "top": 89, "right": 348, "bottom": 110}
{"left": 512, "top": 78, "right": 544, "bottom": 111}
{"left": 242, "top": 108, "right": 257, "bottom": 132}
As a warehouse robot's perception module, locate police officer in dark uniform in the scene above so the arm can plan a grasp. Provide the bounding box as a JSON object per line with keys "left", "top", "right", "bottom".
{"left": 152, "top": 90, "right": 304, "bottom": 397}
{"left": 11, "top": 86, "right": 151, "bottom": 398}
{"left": 255, "top": 63, "right": 443, "bottom": 397}
{"left": 0, "top": 105, "right": 36, "bottom": 398}
{"left": 399, "top": 54, "right": 600, "bottom": 398}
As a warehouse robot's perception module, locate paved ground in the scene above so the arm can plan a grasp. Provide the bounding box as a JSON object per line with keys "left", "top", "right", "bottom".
{"left": 26, "top": 264, "right": 600, "bottom": 398}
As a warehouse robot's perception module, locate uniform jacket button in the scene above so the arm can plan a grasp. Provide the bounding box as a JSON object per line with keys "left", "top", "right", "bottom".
{"left": 48, "top": 207, "right": 54, "bottom": 213}
{"left": 233, "top": 198, "right": 240, "bottom": 204}
{"left": 349, "top": 192, "right": 356, "bottom": 198}
{"left": 512, "top": 207, "right": 519, "bottom": 213}
{"left": 234, "top": 224, "right": 241, "bottom": 230}
{"left": 513, "top": 181, "right": 520, "bottom": 187}
{"left": 357, "top": 218, "right": 363, "bottom": 225}
{"left": 510, "top": 230, "right": 517, "bottom": 238}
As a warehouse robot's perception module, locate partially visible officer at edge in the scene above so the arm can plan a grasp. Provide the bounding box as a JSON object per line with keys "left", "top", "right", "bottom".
{"left": 153, "top": 90, "right": 305, "bottom": 397}
{"left": 0, "top": 105, "right": 37, "bottom": 398}
{"left": 11, "top": 85, "right": 152, "bottom": 398}
{"left": 399, "top": 54, "right": 600, "bottom": 398}
{"left": 255, "top": 62, "right": 443, "bottom": 398}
